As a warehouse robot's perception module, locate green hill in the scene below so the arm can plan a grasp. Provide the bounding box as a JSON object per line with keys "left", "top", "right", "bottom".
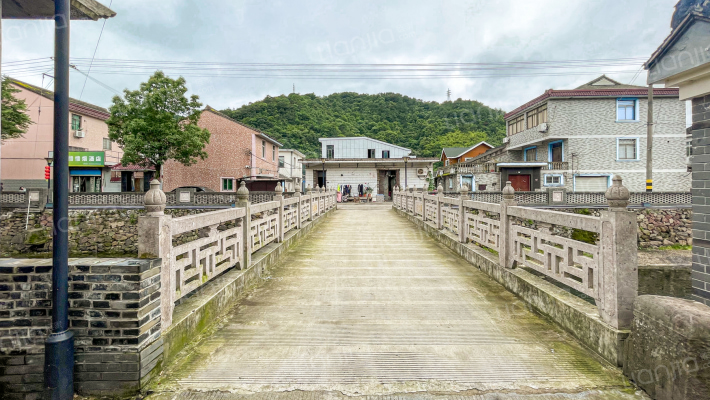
{"left": 220, "top": 92, "right": 506, "bottom": 158}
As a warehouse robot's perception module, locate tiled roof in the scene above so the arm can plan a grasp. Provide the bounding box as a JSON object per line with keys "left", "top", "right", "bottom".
{"left": 441, "top": 147, "right": 469, "bottom": 158}
{"left": 111, "top": 163, "right": 155, "bottom": 171}
{"left": 9, "top": 77, "right": 111, "bottom": 121}
{"left": 504, "top": 87, "right": 679, "bottom": 119}
{"left": 204, "top": 106, "right": 283, "bottom": 147}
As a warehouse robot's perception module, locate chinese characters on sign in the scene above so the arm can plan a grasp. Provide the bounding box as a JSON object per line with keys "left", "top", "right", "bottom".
{"left": 67, "top": 151, "right": 105, "bottom": 167}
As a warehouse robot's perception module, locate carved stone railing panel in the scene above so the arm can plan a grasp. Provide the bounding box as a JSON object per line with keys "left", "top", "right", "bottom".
{"left": 250, "top": 212, "right": 279, "bottom": 252}
{"left": 511, "top": 223, "right": 599, "bottom": 300}
{"left": 441, "top": 204, "right": 459, "bottom": 234}
{"left": 465, "top": 212, "right": 501, "bottom": 252}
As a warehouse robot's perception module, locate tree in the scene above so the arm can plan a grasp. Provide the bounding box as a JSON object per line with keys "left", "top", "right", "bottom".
{"left": 107, "top": 71, "right": 210, "bottom": 179}
{"left": 1, "top": 77, "right": 32, "bottom": 142}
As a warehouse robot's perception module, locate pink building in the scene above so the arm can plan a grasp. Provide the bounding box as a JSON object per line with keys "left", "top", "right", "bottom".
{"left": 1, "top": 78, "right": 123, "bottom": 192}
{"left": 162, "top": 107, "right": 282, "bottom": 192}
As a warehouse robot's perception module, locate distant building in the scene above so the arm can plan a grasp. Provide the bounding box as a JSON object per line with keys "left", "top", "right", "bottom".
{"left": 1, "top": 78, "right": 123, "bottom": 192}
{"left": 456, "top": 75, "right": 689, "bottom": 193}
{"left": 436, "top": 142, "right": 493, "bottom": 190}
{"left": 278, "top": 149, "right": 305, "bottom": 192}
{"left": 304, "top": 137, "right": 436, "bottom": 200}
{"left": 162, "top": 107, "right": 282, "bottom": 192}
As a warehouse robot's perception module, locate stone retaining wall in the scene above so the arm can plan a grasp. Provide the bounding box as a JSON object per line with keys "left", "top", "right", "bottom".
{"left": 0, "top": 258, "right": 163, "bottom": 398}
{"left": 0, "top": 209, "right": 211, "bottom": 258}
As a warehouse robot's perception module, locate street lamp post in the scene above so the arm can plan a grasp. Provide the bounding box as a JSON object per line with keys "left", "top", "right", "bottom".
{"left": 45, "top": 153, "right": 54, "bottom": 204}
{"left": 320, "top": 158, "right": 326, "bottom": 189}
{"left": 403, "top": 156, "right": 409, "bottom": 189}
{"left": 45, "top": 1, "right": 74, "bottom": 398}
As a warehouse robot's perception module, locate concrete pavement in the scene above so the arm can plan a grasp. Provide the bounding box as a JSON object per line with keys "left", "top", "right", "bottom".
{"left": 148, "top": 205, "right": 646, "bottom": 399}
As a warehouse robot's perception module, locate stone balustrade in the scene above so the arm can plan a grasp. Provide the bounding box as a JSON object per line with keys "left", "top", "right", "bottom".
{"left": 393, "top": 176, "right": 638, "bottom": 330}
{"left": 137, "top": 181, "right": 337, "bottom": 331}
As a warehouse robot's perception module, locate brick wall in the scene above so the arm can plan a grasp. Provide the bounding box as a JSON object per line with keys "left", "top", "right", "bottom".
{"left": 691, "top": 95, "right": 710, "bottom": 306}
{"left": 0, "top": 258, "right": 163, "bottom": 398}
{"left": 162, "top": 110, "right": 279, "bottom": 192}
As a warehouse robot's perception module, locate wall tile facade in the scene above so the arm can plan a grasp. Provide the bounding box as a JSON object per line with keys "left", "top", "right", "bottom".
{"left": 691, "top": 94, "right": 710, "bottom": 306}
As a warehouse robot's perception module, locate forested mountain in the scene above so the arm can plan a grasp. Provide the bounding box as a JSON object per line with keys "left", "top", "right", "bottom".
{"left": 220, "top": 92, "right": 506, "bottom": 158}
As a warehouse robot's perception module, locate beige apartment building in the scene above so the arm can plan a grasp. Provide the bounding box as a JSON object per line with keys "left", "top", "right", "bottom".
{"left": 1, "top": 78, "right": 122, "bottom": 192}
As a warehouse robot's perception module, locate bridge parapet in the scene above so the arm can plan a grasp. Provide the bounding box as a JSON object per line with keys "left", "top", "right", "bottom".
{"left": 138, "top": 180, "right": 337, "bottom": 331}
{"left": 393, "top": 175, "right": 638, "bottom": 330}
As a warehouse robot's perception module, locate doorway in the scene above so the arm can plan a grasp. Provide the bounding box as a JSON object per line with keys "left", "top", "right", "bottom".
{"left": 508, "top": 174, "right": 531, "bottom": 191}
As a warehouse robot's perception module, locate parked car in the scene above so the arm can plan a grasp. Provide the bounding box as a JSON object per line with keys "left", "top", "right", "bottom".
{"left": 170, "top": 186, "right": 213, "bottom": 192}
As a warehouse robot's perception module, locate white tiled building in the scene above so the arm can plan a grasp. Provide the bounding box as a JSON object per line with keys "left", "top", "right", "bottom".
{"left": 305, "top": 137, "right": 435, "bottom": 200}
{"left": 278, "top": 149, "right": 304, "bottom": 192}
{"left": 459, "top": 76, "right": 690, "bottom": 193}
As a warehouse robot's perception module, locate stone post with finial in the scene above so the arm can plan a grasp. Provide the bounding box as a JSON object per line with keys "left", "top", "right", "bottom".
{"left": 294, "top": 187, "right": 302, "bottom": 229}
{"left": 236, "top": 181, "right": 252, "bottom": 269}
{"left": 499, "top": 181, "right": 518, "bottom": 269}
{"left": 599, "top": 175, "right": 637, "bottom": 329}
{"left": 458, "top": 184, "right": 470, "bottom": 243}
{"left": 436, "top": 183, "right": 444, "bottom": 229}
{"left": 306, "top": 184, "right": 314, "bottom": 221}
{"left": 138, "top": 179, "right": 174, "bottom": 330}
{"left": 274, "top": 182, "right": 284, "bottom": 243}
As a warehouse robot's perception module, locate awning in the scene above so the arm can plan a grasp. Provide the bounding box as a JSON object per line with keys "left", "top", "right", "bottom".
{"left": 111, "top": 163, "right": 155, "bottom": 172}
{"left": 497, "top": 162, "right": 548, "bottom": 167}
{"left": 70, "top": 169, "right": 101, "bottom": 176}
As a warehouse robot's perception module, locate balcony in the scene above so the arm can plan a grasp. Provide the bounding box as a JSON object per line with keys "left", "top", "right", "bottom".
{"left": 547, "top": 161, "right": 568, "bottom": 170}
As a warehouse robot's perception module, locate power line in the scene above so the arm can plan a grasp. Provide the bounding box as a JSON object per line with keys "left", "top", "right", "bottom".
{"left": 80, "top": 0, "right": 113, "bottom": 100}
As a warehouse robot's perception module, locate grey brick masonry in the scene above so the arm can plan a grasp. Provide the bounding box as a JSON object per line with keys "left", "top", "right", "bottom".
{"left": 0, "top": 258, "right": 163, "bottom": 398}
{"left": 691, "top": 95, "right": 710, "bottom": 306}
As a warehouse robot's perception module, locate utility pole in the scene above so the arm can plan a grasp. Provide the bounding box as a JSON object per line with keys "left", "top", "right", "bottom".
{"left": 293, "top": 83, "right": 295, "bottom": 94}
{"left": 646, "top": 85, "right": 653, "bottom": 193}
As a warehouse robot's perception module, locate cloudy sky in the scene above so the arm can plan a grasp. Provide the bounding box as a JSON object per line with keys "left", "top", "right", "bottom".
{"left": 2, "top": 0, "right": 679, "bottom": 113}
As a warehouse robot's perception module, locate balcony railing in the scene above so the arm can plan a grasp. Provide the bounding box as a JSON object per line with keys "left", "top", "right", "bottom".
{"left": 547, "top": 161, "right": 568, "bottom": 170}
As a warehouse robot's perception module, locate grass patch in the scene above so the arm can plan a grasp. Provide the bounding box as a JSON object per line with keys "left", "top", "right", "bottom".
{"left": 657, "top": 245, "right": 691, "bottom": 251}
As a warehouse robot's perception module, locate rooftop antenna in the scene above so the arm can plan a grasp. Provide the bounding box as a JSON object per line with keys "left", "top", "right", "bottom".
{"left": 446, "top": 88, "right": 451, "bottom": 101}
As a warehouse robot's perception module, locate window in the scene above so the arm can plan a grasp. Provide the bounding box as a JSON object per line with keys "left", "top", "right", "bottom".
{"left": 524, "top": 146, "right": 536, "bottom": 161}
{"left": 508, "top": 114, "right": 525, "bottom": 135}
{"left": 262, "top": 140, "right": 266, "bottom": 158}
{"left": 222, "top": 178, "right": 234, "bottom": 192}
{"left": 526, "top": 104, "right": 547, "bottom": 128}
{"left": 448, "top": 178, "right": 453, "bottom": 189}
{"left": 71, "top": 114, "right": 81, "bottom": 130}
{"left": 617, "top": 138, "right": 638, "bottom": 160}
{"left": 367, "top": 149, "right": 376, "bottom": 158}
{"left": 382, "top": 150, "right": 390, "bottom": 158}
{"left": 102, "top": 138, "right": 112, "bottom": 150}
{"left": 544, "top": 174, "right": 564, "bottom": 186}
{"left": 278, "top": 156, "right": 285, "bottom": 168}
{"left": 272, "top": 145, "right": 276, "bottom": 161}
{"left": 617, "top": 99, "right": 636, "bottom": 121}
{"left": 549, "top": 141, "right": 563, "bottom": 162}
{"left": 326, "top": 145, "right": 334, "bottom": 159}
{"left": 445, "top": 159, "right": 450, "bottom": 166}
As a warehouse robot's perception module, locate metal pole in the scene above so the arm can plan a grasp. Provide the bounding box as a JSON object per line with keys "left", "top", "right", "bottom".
{"left": 404, "top": 160, "right": 408, "bottom": 188}
{"left": 45, "top": 1, "right": 74, "bottom": 398}
{"left": 646, "top": 85, "right": 653, "bottom": 193}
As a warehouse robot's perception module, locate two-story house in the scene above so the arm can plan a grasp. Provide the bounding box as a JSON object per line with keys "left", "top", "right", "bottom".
{"left": 162, "top": 107, "right": 282, "bottom": 192}
{"left": 278, "top": 149, "right": 305, "bottom": 192}
{"left": 1, "top": 78, "right": 123, "bottom": 192}
{"left": 436, "top": 141, "right": 493, "bottom": 191}
{"left": 458, "top": 75, "right": 690, "bottom": 192}
{"left": 303, "top": 137, "right": 436, "bottom": 200}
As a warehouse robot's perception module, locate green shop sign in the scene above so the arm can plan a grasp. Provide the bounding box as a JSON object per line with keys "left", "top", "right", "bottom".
{"left": 68, "top": 151, "right": 105, "bottom": 167}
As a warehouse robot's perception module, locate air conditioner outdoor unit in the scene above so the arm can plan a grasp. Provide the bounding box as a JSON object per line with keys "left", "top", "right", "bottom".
{"left": 417, "top": 168, "right": 425, "bottom": 175}
{"left": 538, "top": 123, "right": 548, "bottom": 133}
{"left": 73, "top": 130, "right": 85, "bottom": 138}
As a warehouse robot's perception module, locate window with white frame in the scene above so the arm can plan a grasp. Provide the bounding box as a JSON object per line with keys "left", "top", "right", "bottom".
{"left": 616, "top": 99, "right": 636, "bottom": 121}
{"left": 278, "top": 156, "right": 285, "bottom": 168}
{"left": 221, "top": 178, "right": 234, "bottom": 192}
{"left": 272, "top": 145, "right": 276, "bottom": 161}
{"left": 543, "top": 174, "right": 563, "bottom": 186}
{"left": 617, "top": 138, "right": 638, "bottom": 160}
{"left": 445, "top": 159, "right": 450, "bottom": 166}
{"left": 102, "top": 138, "right": 112, "bottom": 150}
{"left": 262, "top": 140, "right": 266, "bottom": 158}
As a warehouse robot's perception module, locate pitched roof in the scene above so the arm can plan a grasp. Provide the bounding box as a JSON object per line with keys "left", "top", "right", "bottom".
{"left": 441, "top": 147, "right": 469, "bottom": 158}
{"left": 9, "top": 77, "right": 111, "bottom": 120}
{"left": 504, "top": 75, "right": 679, "bottom": 119}
{"left": 203, "top": 106, "right": 283, "bottom": 147}
{"left": 440, "top": 141, "right": 494, "bottom": 160}
{"left": 318, "top": 136, "right": 412, "bottom": 152}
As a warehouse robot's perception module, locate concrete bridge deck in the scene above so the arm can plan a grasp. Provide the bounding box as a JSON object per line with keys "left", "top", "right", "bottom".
{"left": 150, "top": 205, "right": 645, "bottom": 399}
